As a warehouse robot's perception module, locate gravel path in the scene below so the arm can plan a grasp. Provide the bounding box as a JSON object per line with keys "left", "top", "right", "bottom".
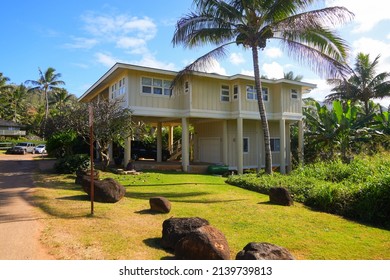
{"left": 0, "top": 154, "right": 54, "bottom": 260}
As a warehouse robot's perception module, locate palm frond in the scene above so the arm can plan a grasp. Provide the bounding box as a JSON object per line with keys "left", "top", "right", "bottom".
{"left": 171, "top": 43, "right": 233, "bottom": 92}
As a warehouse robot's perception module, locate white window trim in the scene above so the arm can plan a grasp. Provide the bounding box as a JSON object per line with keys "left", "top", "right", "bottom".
{"left": 246, "top": 85, "right": 269, "bottom": 102}
{"left": 233, "top": 84, "right": 239, "bottom": 101}
{"left": 220, "top": 84, "right": 230, "bottom": 102}
{"left": 243, "top": 137, "right": 249, "bottom": 154}
{"left": 140, "top": 76, "right": 172, "bottom": 97}
{"left": 270, "top": 137, "right": 280, "bottom": 153}
{"left": 291, "top": 89, "right": 299, "bottom": 100}
{"left": 111, "top": 76, "right": 127, "bottom": 100}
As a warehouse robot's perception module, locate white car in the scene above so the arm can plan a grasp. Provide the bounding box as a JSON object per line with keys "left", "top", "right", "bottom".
{"left": 34, "top": 144, "right": 46, "bottom": 154}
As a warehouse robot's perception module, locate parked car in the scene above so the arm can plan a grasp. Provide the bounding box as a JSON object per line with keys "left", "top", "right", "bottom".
{"left": 131, "top": 140, "right": 171, "bottom": 161}
{"left": 34, "top": 144, "right": 46, "bottom": 154}
{"left": 6, "top": 142, "right": 36, "bottom": 154}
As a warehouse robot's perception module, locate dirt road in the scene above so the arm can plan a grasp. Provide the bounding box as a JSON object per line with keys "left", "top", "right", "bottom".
{"left": 0, "top": 153, "right": 54, "bottom": 259}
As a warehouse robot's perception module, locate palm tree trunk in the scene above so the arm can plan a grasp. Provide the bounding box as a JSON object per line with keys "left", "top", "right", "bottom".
{"left": 251, "top": 46, "right": 272, "bottom": 174}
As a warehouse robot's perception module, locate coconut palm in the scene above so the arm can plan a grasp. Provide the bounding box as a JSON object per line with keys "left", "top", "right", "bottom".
{"left": 49, "top": 88, "right": 77, "bottom": 116}
{"left": 26, "top": 67, "right": 65, "bottom": 121}
{"left": 326, "top": 53, "right": 390, "bottom": 115}
{"left": 172, "top": 0, "right": 353, "bottom": 174}
{"left": 284, "top": 71, "right": 303, "bottom": 81}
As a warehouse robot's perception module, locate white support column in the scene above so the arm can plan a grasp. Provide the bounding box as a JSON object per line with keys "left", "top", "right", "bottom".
{"left": 222, "top": 120, "right": 228, "bottom": 165}
{"left": 168, "top": 125, "right": 174, "bottom": 154}
{"left": 124, "top": 137, "right": 131, "bottom": 167}
{"left": 280, "top": 119, "right": 286, "bottom": 174}
{"left": 237, "top": 117, "right": 243, "bottom": 174}
{"left": 156, "top": 122, "right": 162, "bottom": 162}
{"left": 286, "top": 123, "right": 292, "bottom": 173}
{"left": 298, "top": 119, "right": 304, "bottom": 166}
{"left": 182, "top": 117, "right": 189, "bottom": 172}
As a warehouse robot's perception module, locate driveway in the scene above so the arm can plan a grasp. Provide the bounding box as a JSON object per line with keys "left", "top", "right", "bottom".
{"left": 0, "top": 153, "right": 54, "bottom": 259}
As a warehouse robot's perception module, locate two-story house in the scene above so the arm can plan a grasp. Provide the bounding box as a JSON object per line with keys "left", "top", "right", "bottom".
{"left": 79, "top": 63, "right": 315, "bottom": 174}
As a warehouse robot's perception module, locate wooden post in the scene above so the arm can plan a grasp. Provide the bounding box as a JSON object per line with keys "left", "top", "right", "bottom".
{"left": 89, "top": 105, "right": 94, "bottom": 215}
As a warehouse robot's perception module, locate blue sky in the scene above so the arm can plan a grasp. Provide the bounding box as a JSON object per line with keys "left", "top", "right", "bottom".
{"left": 1, "top": 0, "right": 390, "bottom": 106}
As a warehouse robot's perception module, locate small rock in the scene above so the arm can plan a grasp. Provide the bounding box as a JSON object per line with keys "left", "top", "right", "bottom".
{"left": 269, "top": 187, "right": 293, "bottom": 206}
{"left": 81, "top": 177, "right": 126, "bottom": 203}
{"left": 149, "top": 197, "right": 171, "bottom": 213}
{"left": 236, "top": 242, "right": 295, "bottom": 260}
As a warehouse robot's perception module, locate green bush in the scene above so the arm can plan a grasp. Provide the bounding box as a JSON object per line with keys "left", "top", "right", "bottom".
{"left": 54, "top": 154, "right": 90, "bottom": 174}
{"left": 226, "top": 153, "right": 390, "bottom": 228}
{"left": 46, "top": 130, "right": 77, "bottom": 158}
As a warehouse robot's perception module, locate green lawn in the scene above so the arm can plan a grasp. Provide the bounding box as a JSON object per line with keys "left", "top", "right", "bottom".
{"left": 33, "top": 170, "right": 390, "bottom": 260}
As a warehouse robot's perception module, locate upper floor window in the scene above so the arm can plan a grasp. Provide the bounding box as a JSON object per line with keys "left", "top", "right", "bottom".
{"left": 233, "top": 85, "right": 239, "bottom": 100}
{"left": 184, "top": 81, "right": 190, "bottom": 94}
{"left": 111, "top": 77, "right": 126, "bottom": 99}
{"left": 270, "top": 138, "right": 280, "bottom": 152}
{"left": 221, "top": 85, "right": 230, "bottom": 102}
{"left": 291, "top": 89, "right": 299, "bottom": 99}
{"left": 246, "top": 85, "right": 268, "bottom": 101}
{"left": 141, "top": 77, "right": 172, "bottom": 96}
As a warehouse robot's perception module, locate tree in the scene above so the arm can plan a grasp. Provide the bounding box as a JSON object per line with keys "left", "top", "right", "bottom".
{"left": 67, "top": 98, "right": 133, "bottom": 170}
{"left": 26, "top": 67, "right": 65, "bottom": 122}
{"left": 49, "top": 88, "right": 77, "bottom": 116}
{"left": 284, "top": 71, "right": 303, "bottom": 81}
{"left": 326, "top": 53, "right": 390, "bottom": 115}
{"left": 172, "top": 0, "right": 352, "bottom": 174}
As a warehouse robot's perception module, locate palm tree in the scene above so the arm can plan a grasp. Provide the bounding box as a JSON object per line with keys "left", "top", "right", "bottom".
{"left": 284, "top": 71, "right": 303, "bottom": 81}
{"left": 326, "top": 53, "right": 390, "bottom": 115}
{"left": 26, "top": 67, "right": 65, "bottom": 121}
{"left": 172, "top": 0, "right": 353, "bottom": 174}
{"left": 9, "top": 84, "right": 29, "bottom": 123}
{"left": 49, "top": 88, "right": 77, "bottom": 116}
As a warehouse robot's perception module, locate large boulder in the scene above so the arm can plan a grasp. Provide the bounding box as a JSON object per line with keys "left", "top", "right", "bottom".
{"left": 269, "top": 187, "right": 293, "bottom": 206}
{"left": 149, "top": 197, "right": 171, "bottom": 213}
{"left": 236, "top": 242, "right": 295, "bottom": 260}
{"left": 81, "top": 177, "right": 125, "bottom": 203}
{"left": 161, "top": 217, "right": 209, "bottom": 250}
{"left": 75, "top": 169, "right": 100, "bottom": 185}
{"left": 175, "top": 225, "right": 230, "bottom": 260}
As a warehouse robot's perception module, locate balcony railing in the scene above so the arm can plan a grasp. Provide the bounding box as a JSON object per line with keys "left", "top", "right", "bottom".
{"left": 0, "top": 130, "right": 26, "bottom": 136}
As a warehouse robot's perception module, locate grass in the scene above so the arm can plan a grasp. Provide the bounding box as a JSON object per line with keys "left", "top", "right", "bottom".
{"left": 33, "top": 170, "right": 390, "bottom": 260}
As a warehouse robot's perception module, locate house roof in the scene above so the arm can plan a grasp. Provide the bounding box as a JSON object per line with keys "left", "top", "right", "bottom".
{"left": 79, "top": 62, "right": 317, "bottom": 102}
{"left": 0, "top": 119, "right": 24, "bottom": 128}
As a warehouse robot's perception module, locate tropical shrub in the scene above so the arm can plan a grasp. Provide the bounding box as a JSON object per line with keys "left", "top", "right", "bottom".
{"left": 54, "top": 154, "right": 90, "bottom": 174}
{"left": 226, "top": 153, "right": 390, "bottom": 228}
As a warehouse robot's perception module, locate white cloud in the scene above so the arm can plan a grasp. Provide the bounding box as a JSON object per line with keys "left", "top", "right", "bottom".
{"left": 326, "top": 0, "right": 390, "bottom": 33}
{"left": 241, "top": 69, "right": 254, "bottom": 76}
{"left": 204, "top": 59, "right": 227, "bottom": 75}
{"left": 64, "top": 37, "right": 98, "bottom": 49}
{"left": 79, "top": 12, "right": 157, "bottom": 54}
{"left": 95, "top": 52, "right": 120, "bottom": 68}
{"left": 133, "top": 53, "right": 176, "bottom": 71}
{"left": 304, "top": 79, "right": 333, "bottom": 101}
{"left": 352, "top": 37, "right": 390, "bottom": 73}
{"left": 262, "top": 62, "right": 284, "bottom": 79}
{"left": 229, "top": 52, "right": 245, "bottom": 65}
{"left": 264, "top": 47, "right": 283, "bottom": 58}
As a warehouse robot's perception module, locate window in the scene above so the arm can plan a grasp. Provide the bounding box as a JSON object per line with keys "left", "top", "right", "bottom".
{"left": 270, "top": 138, "right": 280, "bottom": 152}
{"left": 111, "top": 77, "right": 127, "bottom": 99}
{"left": 291, "top": 89, "right": 298, "bottom": 99}
{"left": 184, "top": 81, "right": 190, "bottom": 94}
{"left": 233, "top": 85, "right": 239, "bottom": 100}
{"left": 246, "top": 85, "right": 268, "bottom": 101}
{"left": 221, "top": 85, "right": 230, "bottom": 102}
{"left": 142, "top": 77, "right": 172, "bottom": 96}
{"left": 243, "top": 137, "right": 249, "bottom": 153}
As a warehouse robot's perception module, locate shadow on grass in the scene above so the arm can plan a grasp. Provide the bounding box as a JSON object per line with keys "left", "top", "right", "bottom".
{"left": 56, "top": 194, "right": 90, "bottom": 201}
{"left": 135, "top": 209, "right": 169, "bottom": 215}
{"left": 125, "top": 182, "right": 226, "bottom": 187}
{"left": 143, "top": 237, "right": 175, "bottom": 260}
{"left": 127, "top": 191, "right": 246, "bottom": 204}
